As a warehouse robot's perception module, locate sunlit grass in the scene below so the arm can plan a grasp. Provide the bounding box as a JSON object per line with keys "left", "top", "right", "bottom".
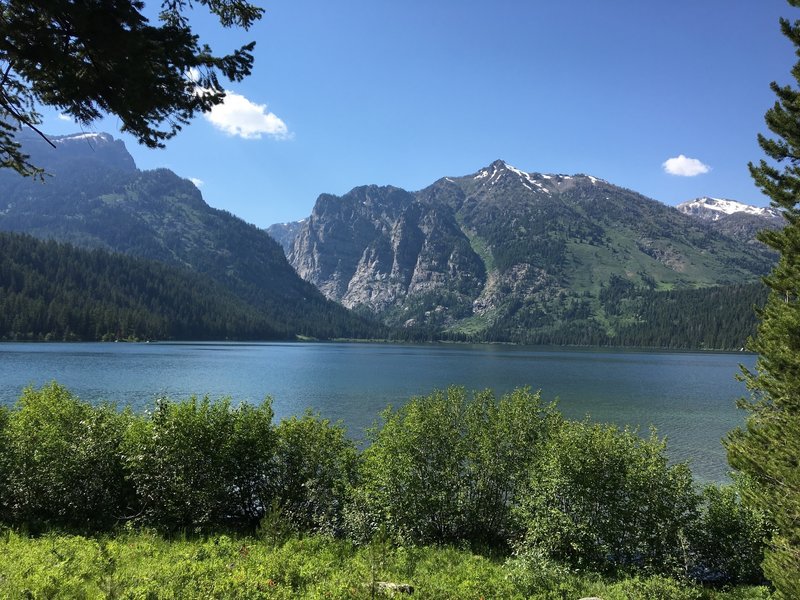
{"left": 0, "top": 530, "right": 773, "bottom": 599}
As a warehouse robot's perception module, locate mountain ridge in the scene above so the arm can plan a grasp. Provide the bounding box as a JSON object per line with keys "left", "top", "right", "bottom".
{"left": 676, "top": 196, "right": 782, "bottom": 221}
{"left": 676, "top": 196, "right": 784, "bottom": 247}
{"left": 273, "top": 160, "right": 774, "bottom": 343}
{"left": 0, "top": 129, "right": 383, "bottom": 340}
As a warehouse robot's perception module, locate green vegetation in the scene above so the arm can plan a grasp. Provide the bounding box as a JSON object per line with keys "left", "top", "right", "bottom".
{"left": 0, "top": 135, "right": 386, "bottom": 342}
{"left": 441, "top": 280, "right": 767, "bottom": 349}
{"left": 0, "top": 230, "right": 386, "bottom": 341}
{"left": 0, "top": 531, "right": 774, "bottom": 599}
{"left": 0, "top": 383, "right": 774, "bottom": 597}
{"left": 725, "top": 2, "right": 800, "bottom": 596}
{"left": 0, "top": 0, "right": 262, "bottom": 176}
{"left": 1, "top": 220, "right": 764, "bottom": 345}
{"left": 518, "top": 422, "right": 697, "bottom": 575}
{"left": 0, "top": 231, "right": 284, "bottom": 341}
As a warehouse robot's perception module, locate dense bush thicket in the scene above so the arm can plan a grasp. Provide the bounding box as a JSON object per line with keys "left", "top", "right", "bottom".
{"left": 352, "top": 388, "right": 560, "bottom": 548}
{"left": 0, "top": 383, "right": 772, "bottom": 588}
{"left": 518, "top": 422, "right": 698, "bottom": 574}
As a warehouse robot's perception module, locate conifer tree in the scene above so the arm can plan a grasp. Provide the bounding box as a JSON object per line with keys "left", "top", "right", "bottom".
{"left": 0, "top": 0, "right": 263, "bottom": 176}
{"left": 726, "top": 1, "right": 800, "bottom": 595}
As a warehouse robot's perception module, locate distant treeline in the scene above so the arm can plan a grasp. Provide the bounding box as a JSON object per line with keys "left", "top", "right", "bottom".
{"left": 397, "top": 279, "right": 767, "bottom": 349}
{"left": 506, "top": 280, "right": 767, "bottom": 349}
{"left": 0, "top": 232, "right": 385, "bottom": 342}
{"left": 0, "top": 232, "right": 284, "bottom": 341}
{"left": 0, "top": 383, "right": 770, "bottom": 587}
{"left": 612, "top": 281, "right": 767, "bottom": 349}
{"left": 0, "top": 230, "right": 766, "bottom": 347}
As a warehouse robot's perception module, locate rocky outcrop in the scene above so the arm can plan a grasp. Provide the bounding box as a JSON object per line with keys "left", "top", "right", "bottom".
{"left": 288, "top": 185, "right": 485, "bottom": 319}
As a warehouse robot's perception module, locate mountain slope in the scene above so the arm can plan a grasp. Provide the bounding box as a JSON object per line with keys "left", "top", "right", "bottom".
{"left": 266, "top": 219, "right": 306, "bottom": 255}
{"left": 0, "top": 130, "right": 383, "bottom": 340}
{"left": 0, "top": 232, "right": 282, "bottom": 341}
{"left": 676, "top": 196, "right": 784, "bottom": 247}
{"left": 280, "top": 160, "right": 773, "bottom": 345}
{"left": 287, "top": 184, "right": 485, "bottom": 322}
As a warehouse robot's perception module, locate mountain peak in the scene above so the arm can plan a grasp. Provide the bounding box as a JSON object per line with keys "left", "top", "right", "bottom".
{"left": 472, "top": 161, "right": 607, "bottom": 190}
{"left": 677, "top": 197, "right": 782, "bottom": 221}
{"left": 472, "top": 160, "right": 554, "bottom": 194}
{"left": 53, "top": 132, "right": 115, "bottom": 145}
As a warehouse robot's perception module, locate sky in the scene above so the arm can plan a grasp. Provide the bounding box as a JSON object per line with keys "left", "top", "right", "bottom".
{"left": 40, "top": 0, "right": 798, "bottom": 228}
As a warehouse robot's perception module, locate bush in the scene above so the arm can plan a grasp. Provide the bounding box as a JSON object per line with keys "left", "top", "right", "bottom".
{"left": 122, "top": 395, "right": 276, "bottom": 531}
{"left": 0, "top": 382, "right": 131, "bottom": 530}
{"left": 273, "top": 411, "right": 358, "bottom": 535}
{"left": 0, "top": 405, "right": 9, "bottom": 523}
{"left": 352, "top": 387, "right": 559, "bottom": 547}
{"left": 517, "top": 421, "right": 699, "bottom": 575}
{"left": 688, "top": 479, "right": 771, "bottom": 584}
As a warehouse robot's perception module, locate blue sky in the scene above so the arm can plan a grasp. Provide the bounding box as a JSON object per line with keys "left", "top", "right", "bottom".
{"left": 41, "top": 0, "right": 796, "bottom": 228}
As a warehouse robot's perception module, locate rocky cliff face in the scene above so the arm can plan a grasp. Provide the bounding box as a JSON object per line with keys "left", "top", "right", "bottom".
{"left": 266, "top": 219, "right": 306, "bottom": 255}
{"left": 288, "top": 185, "right": 484, "bottom": 317}
{"left": 279, "top": 161, "right": 774, "bottom": 336}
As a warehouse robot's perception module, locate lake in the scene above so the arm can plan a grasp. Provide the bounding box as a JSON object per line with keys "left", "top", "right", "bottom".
{"left": 0, "top": 341, "right": 755, "bottom": 482}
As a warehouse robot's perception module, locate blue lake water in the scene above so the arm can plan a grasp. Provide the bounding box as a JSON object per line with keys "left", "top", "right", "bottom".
{"left": 0, "top": 341, "right": 756, "bottom": 482}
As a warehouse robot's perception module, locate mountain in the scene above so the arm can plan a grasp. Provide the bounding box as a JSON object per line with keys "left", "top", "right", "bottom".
{"left": 676, "top": 196, "right": 784, "bottom": 246}
{"left": 676, "top": 196, "right": 780, "bottom": 221}
{"left": 266, "top": 219, "right": 306, "bottom": 255}
{"left": 278, "top": 160, "right": 773, "bottom": 346}
{"left": 0, "top": 231, "right": 283, "bottom": 341}
{"left": 0, "top": 129, "right": 383, "bottom": 340}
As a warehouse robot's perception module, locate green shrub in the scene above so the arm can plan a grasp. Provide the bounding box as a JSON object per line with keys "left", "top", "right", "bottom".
{"left": 688, "top": 479, "right": 771, "bottom": 584}
{"left": 122, "top": 395, "right": 276, "bottom": 531}
{"left": 615, "top": 575, "right": 702, "bottom": 600}
{"left": 0, "top": 382, "right": 131, "bottom": 530}
{"left": 273, "top": 411, "right": 358, "bottom": 535}
{"left": 517, "top": 421, "right": 699, "bottom": 575}
{"left": 352, "top": 386, "right": 559, "bottom": 547}
{"left": 0, "top": 405, "right": 9, "bottom": 523}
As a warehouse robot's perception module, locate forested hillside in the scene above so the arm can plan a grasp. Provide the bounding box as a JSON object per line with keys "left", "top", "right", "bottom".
{"left": 0, "top": 232, "right": 286, "bottom": 341}
{"left": 0, "top": 130, "right": 384, "bottom": 341}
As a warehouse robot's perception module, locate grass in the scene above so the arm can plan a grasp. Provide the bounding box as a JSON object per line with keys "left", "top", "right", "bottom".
{"left": 0, "top": 530, "right": 773, "bottom": 599}
{"left": 456, "top": 214, "right": 495, "bottom": 274}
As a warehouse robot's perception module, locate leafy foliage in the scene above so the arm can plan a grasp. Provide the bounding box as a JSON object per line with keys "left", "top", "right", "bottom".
{"left": 688, "top": 481, "right": 772, "bottom": 585}
{"left": 0, "top": 383, "right": 131, "bottom": 530}
{"left": 0, "top": 0, "right": 262, "bottom": 175}
{"left": 353, "top": 387, "right": 561, "bottom": 547}
{"left": 725, "top": 2, "right": 800, "bottom": 596}
{"left": 0, "top": 382, "right": 774, "bottom": 592}
{"left": 0, "top": 530, "right": 774, "bottom": 599}
{"left": 517, "top": 421, "right": 698, "bottom": 575}
{"left": 122, "top": 395, "right": 276, "bottom": 531}
{"left": 274, "top": 412, "right": 358, "bottom": 536}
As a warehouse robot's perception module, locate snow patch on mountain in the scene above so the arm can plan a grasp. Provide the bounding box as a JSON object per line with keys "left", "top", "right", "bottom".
{"left": 54, "top": 132, "right": 114, "bottom": 144}
{"left": 677, "top": 197, "right": 781, "bottom": 221}
{"left": 473, "top": 161, "right": 553, "bottom": 194}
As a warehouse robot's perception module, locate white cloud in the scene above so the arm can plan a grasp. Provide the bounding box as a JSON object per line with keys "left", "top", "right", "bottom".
{"left": 186, "top": 67, "right": 201, "bottom": 83}
{"left": 204, "top": 91, "right": 291, "bottom": 140}
{"left": 189, "top": 177, "right": 204, "bottom": 188}
{"left": 57, "top": 113, "right": 72, "bottom": 122}
{"left": 662, "top": 154, "right": 710, "bottom": 177}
